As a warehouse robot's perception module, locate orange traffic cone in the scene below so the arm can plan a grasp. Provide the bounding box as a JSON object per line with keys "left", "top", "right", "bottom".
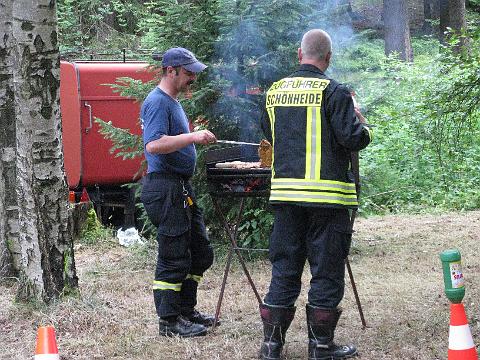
{"left": 448, "top": 303, "right": 478, "bottom": 360}
{"left": 35, "top": 326, "right": 59, "bottom": 360}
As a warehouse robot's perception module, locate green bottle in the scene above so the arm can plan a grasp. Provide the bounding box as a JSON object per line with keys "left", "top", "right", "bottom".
{"left": 440, "top": 249, "right": 465, "bottom": 303}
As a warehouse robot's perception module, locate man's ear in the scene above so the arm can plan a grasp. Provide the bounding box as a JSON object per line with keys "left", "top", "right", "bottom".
{"left": 325, "top": 51, "right": 332, "bottom": 64}
{"left": 166, "top": 66, "right": 175, "bottom": 77}
{"left": 298, "top": 47, "right": 302, "bottom": 63}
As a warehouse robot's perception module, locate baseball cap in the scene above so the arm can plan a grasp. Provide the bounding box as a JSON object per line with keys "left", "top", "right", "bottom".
{"left": 161, "top": 47, "right": 207, "bottom": 73}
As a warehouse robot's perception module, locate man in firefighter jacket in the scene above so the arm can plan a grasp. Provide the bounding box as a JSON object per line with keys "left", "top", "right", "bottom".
{"left": 140, "top": 47, "right": 217, "bottom": 338}
{"left": 259, "top": 29, "right": 372, "bottom": 359}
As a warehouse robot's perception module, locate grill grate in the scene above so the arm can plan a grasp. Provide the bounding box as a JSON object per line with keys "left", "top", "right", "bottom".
{"left": 205, "top": 145, "right": 271, "bottom": 197}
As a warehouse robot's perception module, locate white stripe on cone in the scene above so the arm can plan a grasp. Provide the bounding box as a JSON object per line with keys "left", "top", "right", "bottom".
{"left": 34, "top": 355, "right": 60, "bottom": 360}
{"left": 449, "top": 324, "right": 475, "bottom": 350}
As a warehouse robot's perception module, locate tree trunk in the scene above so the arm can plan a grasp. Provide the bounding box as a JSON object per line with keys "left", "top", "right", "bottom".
{"left": 450, "top": 0, "right": 468, "bottom": 50}
{"left": 440, "top": 0, "right": 467, "bottom": 46}
{"left": 0, "top": 147, "right": 19, "bottom": 278}
{"left": 423, "top": 0, "right": 440, "bottom": 34}
{"left": 439, "top": 0, "right": 449, "bottom": 40}
{"left": 10, "top": 0, "right": 77, "bottom": 302}
{"left": 0, "top": 0, "right": 18, "bottom": 279}
{"left": 449, "top": 0, "right": 466, "bottom": 34}
{"left": 384, "top": 0, "right": 413, "bottom": 62}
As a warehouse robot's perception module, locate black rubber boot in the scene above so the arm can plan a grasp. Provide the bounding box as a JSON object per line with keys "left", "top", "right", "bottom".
{"left": 306, "top": 304, "right": 357, "bottom": 360}
{"left": 159, "top": 315, "right": 207, "bottom": 338}
{"left": 259, "top": 303, "right": 296, "bottom": 360}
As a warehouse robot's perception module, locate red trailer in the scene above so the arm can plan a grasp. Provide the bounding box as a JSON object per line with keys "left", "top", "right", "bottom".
{"left": 60, "top": 60, "right": 156, "bottom": 227}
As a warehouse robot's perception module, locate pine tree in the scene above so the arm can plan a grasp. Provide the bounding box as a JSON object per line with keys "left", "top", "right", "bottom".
{"left": 95, "top": 0, "right": 358, "bottom": 243}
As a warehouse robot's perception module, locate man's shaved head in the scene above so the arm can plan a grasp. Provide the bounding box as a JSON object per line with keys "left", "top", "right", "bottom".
{"left": 300, "top": 29, "right": 332, "bottom": 62}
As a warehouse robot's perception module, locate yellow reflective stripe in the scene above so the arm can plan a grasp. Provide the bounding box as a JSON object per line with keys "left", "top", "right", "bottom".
{"left": 267, "top": 107, "right": 276, "bottom": 178}
{"left": 270, "top": 190, "right": 358, "bottom": 205}
{"left": 271, "top": 190, "right": 357, "bottom": 200}
{"left": 152, "top": 280, "right": 182, "bottom": 291}
{"left": 271, "top": 178, "right": 356, "bottom": 191}
{"left": 305, "top": 106, "right": 313, "bottom": 179}
{"left": 314, "top": 106, "right": 322, "bottom": 179}
{"left": 265, "top": 95, "right": 323, "bottom": 107}
{"left": 365, "top": 126, "right": 373, "bottom": 142}
{"left": 271, "top": 184, "right": 356, "bottom": 194}
{"left": 305, "top": 106, "right": 322, "bottom": 180}
{"left": 186, "top": 274, "right": 202, "bottom": 283}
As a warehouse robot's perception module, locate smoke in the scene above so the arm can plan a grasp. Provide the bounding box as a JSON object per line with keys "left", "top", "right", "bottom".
{"left": 207, "top": 0, "right": 357, "bottom": 141}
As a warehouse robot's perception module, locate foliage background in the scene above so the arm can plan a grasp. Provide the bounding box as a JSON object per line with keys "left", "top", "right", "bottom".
{"left": 57, "top": 0, "right": 480, "bottom": 247}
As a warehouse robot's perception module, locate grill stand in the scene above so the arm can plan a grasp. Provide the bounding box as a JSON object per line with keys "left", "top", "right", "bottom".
{"left": 212, "top": 197, "right": 263, "bottom": 328}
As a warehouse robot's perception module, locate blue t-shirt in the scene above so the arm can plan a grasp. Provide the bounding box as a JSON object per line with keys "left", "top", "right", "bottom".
{"left": 141, "top": 87, "right": 196, "bottom": 177}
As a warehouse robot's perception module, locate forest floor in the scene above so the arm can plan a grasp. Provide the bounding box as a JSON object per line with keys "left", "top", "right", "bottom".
{"left": 1, "top": 210, "right": 480, "bottom": 359}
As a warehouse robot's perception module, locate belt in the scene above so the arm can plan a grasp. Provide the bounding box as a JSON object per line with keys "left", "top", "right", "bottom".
{"left": 145, "top": 172, "right": 190, "bottom": 181}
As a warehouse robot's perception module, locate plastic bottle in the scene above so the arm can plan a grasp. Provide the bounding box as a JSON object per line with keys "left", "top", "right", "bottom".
{"left": 440, "top": 249, "right": 465, "bottom": 303}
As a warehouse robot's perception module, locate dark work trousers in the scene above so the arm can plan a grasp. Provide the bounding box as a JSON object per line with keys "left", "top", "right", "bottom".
{"left": 264, "top": 205, "right": 352, "bottom": 309}
{"left": 141, "top": 173, "right": 214, "bottom": 319}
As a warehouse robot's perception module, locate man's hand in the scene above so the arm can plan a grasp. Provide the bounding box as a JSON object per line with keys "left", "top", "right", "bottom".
{"left": 354, "top": 107, "right": 366, "bottom": 124}
{"left": 351, "top": 91, "right": 366, "bottom": 124}
{"left": 192, "top": 129, "right": 217, "bottom": 145}
{"left": 146, "top": 130, "right": 216, "bottom": 154}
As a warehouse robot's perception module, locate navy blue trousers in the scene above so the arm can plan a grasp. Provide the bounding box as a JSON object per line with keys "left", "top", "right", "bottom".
{"left": 141, "top": 173, "right": 214, "bottom": 318}
{"left": 264, "top": 205, "right": 352, "bottom": 309}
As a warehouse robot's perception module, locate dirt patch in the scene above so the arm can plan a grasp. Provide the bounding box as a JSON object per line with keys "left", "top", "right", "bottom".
{"left": 1, "top": 210, "right": 479, "bottom": 359}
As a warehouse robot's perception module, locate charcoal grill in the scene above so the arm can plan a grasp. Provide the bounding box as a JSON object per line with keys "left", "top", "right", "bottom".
{"left": 205, "top": 145, "right": 271, "bottom": 327}
{"left": 205, "top": 145, "right": 271, "bottom": 197}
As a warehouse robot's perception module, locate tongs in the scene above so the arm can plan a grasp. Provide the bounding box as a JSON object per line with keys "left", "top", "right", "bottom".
{"left": 216, "top": 140, "right": 260, "bottom": 146}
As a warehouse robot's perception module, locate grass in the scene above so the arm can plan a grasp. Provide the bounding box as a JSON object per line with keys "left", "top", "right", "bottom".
{"left": 1, "top": 210, "right": 480, "bottom": 359}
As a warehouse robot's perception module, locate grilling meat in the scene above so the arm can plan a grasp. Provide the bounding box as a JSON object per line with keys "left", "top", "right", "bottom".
{"left": 215, "top": 161, "right": 262, "bottom": 169}
{"left": 212, "top": 139, "right": 272, "bottom": 169}
{"left": 258, "top": 139, "right": 272, "bottom": 167}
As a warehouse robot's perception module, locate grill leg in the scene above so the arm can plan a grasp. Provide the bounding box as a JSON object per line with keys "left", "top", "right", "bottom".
{"left": 347, "top": 209, "right": 367, "bottom": 329}
{"left": 213, "top": 247, "right": 233, "bottom": 328}
{"left": 212, "top": 198, "right": 263, "bottom": 329}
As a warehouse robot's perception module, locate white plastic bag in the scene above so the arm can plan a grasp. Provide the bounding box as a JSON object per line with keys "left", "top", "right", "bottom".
{"left": 117, "top": 227, "right": 144, "bottom": 247}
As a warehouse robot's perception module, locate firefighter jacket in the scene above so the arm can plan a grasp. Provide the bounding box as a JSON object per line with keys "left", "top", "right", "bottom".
{"left": 261, "top": 64, "right": 372, "bottom": 208}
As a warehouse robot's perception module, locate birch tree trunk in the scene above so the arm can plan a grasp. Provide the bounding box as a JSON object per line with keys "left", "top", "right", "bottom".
{"left": 0, "top": 0, "right": 18, "bottom": 278}
{"left": 384, "top": 0, "right": 413, "bottom": 62}
{"left": 10, "top": 0, "right": 77, "bottom": 302}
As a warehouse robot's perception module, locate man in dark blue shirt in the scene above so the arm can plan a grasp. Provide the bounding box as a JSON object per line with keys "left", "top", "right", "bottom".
{"left": 140, "top": 47, "right": 217, "bottom": 338}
